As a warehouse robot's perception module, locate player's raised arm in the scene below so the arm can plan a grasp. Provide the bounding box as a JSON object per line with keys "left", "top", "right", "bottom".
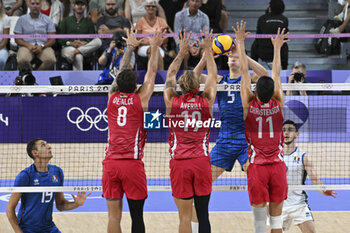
{"left": 193, "top": 52, "right": 223, "bottom": 84}
{"left": 200, "top": 29, "right": 218, "bottom": 108}
{"left": 138, "top": 29, "right": 165, "bottom": 108}
{"left": 304, "top": 156, "right": 337, "bottom": 198}
{"left": 234, "top": 21, "right": 254, "bottom": 114}
{"left": 163, "top": 30, "right": 191, "bottom": 110}
{"left": 270, "top": 27, "right": 289, "bottom": 108}
{"left": 247, "top": 56, "right": 269, "bottom": 82}
{"left": 193, "top": 51, "right": 209, "bottom": 83}
{"left": 109, "top": 29, "right": 141, "bottom": 98}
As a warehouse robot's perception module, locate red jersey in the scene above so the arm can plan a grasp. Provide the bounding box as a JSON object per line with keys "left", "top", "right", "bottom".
{"left": 244, "top": 98, "right": 284, "bottom": 165}
{"left": 105, "top": 92, "right": 146, "bottom": 160}
{"left": 168, "top": 94, "right": 211, "bottom": 159}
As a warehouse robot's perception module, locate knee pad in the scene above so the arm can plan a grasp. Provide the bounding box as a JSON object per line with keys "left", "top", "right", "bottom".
{"left": 270, "top": 215, "right": 283, "bottom": 229}
{"left": 252, "top": 206, "right": 267, "bottom": 233}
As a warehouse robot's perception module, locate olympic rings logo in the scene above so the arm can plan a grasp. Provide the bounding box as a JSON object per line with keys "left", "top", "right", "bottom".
{"left": 67, "top": 107, "right": 108, "bottom": 131}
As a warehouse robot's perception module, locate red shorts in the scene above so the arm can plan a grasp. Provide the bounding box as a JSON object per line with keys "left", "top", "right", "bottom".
{"left": 170, "top": 156, "right": 212, "bottom": 199}
{"left": 247, "top": 162, "right": 288, "bottom": 205}
{"left": 102, "top": 159, "right": 147, "bottom": 200}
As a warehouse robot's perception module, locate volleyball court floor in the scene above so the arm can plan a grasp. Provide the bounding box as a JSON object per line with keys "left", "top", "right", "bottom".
{"left": 0, "top": 179, "right": 349, "bottom": 213}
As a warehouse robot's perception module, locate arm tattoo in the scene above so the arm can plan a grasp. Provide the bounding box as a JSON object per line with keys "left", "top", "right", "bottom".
{"left": 168, "top": 69, "right": 177, "bottom": 77}
{"left": 165, "top": 80, "right": 175, "bottom": 89}
{"left": 168, "top": 55, "right": 184, "bottom": 77}
{"left": 119, "top": 46, "right": 134, "bottom": 71}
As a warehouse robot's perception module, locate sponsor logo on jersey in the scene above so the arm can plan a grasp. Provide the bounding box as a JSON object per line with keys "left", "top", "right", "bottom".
{"left": 33, "top": 179, "right": 39, "bottom": 186}
{"left": 143, "top": 110, "right": 161, "bottom": 129}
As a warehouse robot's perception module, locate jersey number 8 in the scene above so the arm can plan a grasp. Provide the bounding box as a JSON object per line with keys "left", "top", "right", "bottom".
{"left": 117, "top": 106, "right": 127, "bottom": 127}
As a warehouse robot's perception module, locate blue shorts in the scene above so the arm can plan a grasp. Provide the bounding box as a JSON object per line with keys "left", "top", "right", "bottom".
{"left": 21, "top": 225, "right": 61, "bottom": 233}
{"left": 210, "top": 142, "right": 248, "bottom": 171}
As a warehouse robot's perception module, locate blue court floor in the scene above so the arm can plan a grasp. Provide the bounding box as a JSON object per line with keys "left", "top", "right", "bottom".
{"left": 0, "top": 190, "right": 349, "bottom": 213}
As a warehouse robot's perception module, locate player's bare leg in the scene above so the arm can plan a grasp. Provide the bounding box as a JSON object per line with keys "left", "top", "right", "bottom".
{"left": 298, "top": 220, "right": 316, "bottom": 233}
{"left": 269, "top": 202, "right": 283, "bottom": 233}
{"left": 175, "top": 197, "right": 193, "bottom": 233}
{"left": 191, "top": 165, "right": 225, "bottom": 230}
{"left": 106, "top": 199, "right": 123, "bottom": 233}
{"left": 211, "top": 165, "right": 225, "bottom": 181}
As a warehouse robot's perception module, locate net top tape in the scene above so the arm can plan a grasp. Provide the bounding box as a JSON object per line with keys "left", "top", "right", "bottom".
{"left": 1, "top": 83, "right": 350, "bottom": 94}
{"left": 1, "top": 185, "right": 349, "bottom": 193}
{"left": 0, "top": 33, "right": 349, "bottom": 39}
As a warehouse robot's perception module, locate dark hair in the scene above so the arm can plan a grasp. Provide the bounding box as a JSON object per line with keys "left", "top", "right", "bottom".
{"left": 26, "top": 138, "right": 41, "bottom": 159}
{"left": 270, "top": 0, "right": 285, "bottom": 14}
{"left": 116, "top": 69, "right": 138, "bottom": 93}
{"left": 256, "top": 76, "right": 274, "bottom": 103}
{"left": 283, "top": 120, "right": 298, "bottom": 132}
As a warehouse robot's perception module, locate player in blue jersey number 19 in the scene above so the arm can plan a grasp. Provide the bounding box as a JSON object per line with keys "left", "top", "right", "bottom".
{"left": 6, "top": 138, "right": 90, "bottom": 233}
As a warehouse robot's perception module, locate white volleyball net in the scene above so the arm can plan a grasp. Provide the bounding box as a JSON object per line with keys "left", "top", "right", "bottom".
{"left": 0, "top": 83, "right": 350, "bottom": 193}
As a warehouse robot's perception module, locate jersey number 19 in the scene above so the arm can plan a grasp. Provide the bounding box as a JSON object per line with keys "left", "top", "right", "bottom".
{"left": 41, "top": 192, "right": 53, "bottom": 203}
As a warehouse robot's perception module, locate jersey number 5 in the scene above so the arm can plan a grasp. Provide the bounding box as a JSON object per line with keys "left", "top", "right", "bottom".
{"left": 227, "top": 91, "right": 235, "bottom": 103}
{"left": 256, "top": 116, "right": 274, "bottom": 139}
{"left": 117, "top": 106, "right": 127, "bottom": 127}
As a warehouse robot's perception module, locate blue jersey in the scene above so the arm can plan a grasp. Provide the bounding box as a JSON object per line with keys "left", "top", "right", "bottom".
{"left": 216, "top": 74, "right": 245, "bottom": 144}
{"left": 14, "top": 164, "right": 64, "bottom": 232}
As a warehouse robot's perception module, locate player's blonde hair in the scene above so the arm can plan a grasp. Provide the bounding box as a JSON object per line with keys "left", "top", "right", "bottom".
{"left": 178, "top": 71, "right": 199, "bottom": 94}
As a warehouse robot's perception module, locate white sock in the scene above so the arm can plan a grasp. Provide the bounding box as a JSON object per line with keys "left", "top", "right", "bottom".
{"left": 191, "top": 221, "right": 199, "bottom": 233}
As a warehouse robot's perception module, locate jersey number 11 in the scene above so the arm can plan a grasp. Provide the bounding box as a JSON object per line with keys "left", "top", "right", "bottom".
{"left": 256, "top": 116, "right": 274, "bottom": 139}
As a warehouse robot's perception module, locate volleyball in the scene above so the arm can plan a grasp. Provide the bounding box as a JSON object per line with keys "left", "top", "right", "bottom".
{"left": 212, "top": 34, "right": 234, "bottom": 55}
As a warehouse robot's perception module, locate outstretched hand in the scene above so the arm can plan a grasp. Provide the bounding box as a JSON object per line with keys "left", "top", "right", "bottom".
{"left": 71, "top": 192, "right": 91, "bottom": 207}
{"left": 322, "top": 190, "right": 337, "bottom": 198}
{"left": 233, "top": 20, "right": 250, "bottom": 44}
{"left": 150, "top": 28, "right": 167, "bottom": 48}
{"left": 270, "top": 27, "right": 289, "bottom": 49}
{"left": 198, "top": 28, "right": 214, "bottom": 50}
{"left": 123, "top": 29, "right": 141, "bottom": 48}
{"left": 178, "top": 29, "right": 192, "bottom": 54}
